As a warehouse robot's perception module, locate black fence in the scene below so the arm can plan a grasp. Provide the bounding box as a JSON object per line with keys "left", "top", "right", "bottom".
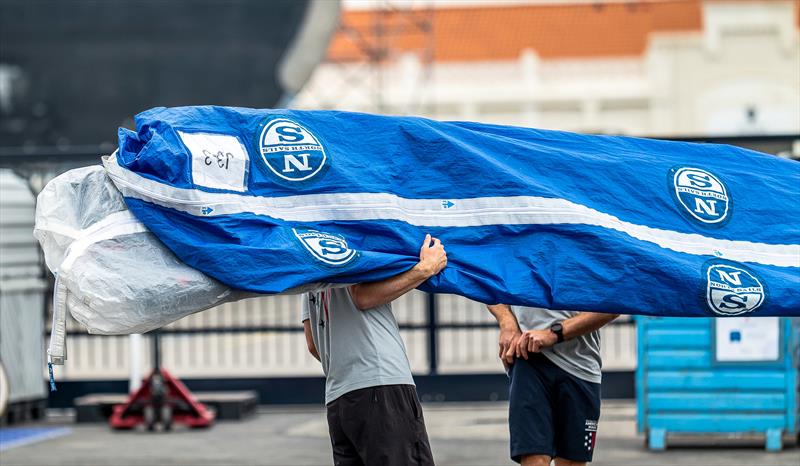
{"left": 47, "top": 292, "right": 638, "bottom": 407}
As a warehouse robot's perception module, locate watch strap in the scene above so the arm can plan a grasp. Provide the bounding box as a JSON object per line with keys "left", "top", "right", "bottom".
{"left": 551, "top": 322, "right": 565, "bottom": 343}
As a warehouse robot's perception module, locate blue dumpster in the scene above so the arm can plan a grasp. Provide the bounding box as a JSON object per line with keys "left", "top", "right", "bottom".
{"left": 636, "top": 316, "right": 798, "bottom": 451}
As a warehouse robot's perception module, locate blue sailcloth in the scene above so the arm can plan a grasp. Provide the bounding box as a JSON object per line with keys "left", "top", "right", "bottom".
{"left": 106, "top": 106, "right": 800, "bottom": 317}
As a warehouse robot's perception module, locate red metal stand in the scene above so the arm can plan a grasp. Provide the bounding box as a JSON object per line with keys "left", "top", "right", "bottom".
{"left": 109, "top": 331, "right": 214, "bottom": 430}
{"left": 109, "top": 368, "right": 214, "bottom": 430}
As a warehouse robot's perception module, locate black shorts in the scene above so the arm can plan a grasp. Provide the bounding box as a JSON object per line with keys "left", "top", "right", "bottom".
{"left": 326, "top": 384, "right": 434, "bottom": 466}
{"left": 508, "top": 353, "right": 601, "bottom": 463}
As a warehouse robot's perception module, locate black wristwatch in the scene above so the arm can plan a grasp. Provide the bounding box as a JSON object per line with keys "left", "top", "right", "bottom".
{"left": 550, "top": 321, "right": 565, "bottom": 343}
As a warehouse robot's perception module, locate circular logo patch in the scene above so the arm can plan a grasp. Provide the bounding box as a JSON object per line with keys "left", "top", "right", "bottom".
{"left": 258, "top": 119, "right": 326, "bottom": 182}
{"left": 705, "top": 262, "right": 765, "bottom": 316}
{"left": 293, "top": 227, "right": 358, "bottom": 267}
{"left": 671, "top": 166, "right": 730, "bottom": 225}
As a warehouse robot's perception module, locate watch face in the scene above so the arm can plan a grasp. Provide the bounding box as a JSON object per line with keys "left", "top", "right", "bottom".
{"left": 551, "top": 323, "right": 563, "bottom": 332}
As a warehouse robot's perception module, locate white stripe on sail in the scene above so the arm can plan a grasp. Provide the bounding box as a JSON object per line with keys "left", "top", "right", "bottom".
{"left": 103, "top": 155, "right": 800, "bottom": 268}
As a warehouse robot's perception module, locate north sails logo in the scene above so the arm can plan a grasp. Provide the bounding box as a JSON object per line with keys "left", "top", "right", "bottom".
{"left": 258, "top": 119, "right": 326, "bottom": 182}
{"left": 705, "top": 262, "right": 765, "bottom": 316}
{"left": 293, "top": 227, "right": 357, "bottom": 267}
{"left": 671, "top": 166, "right": 730, "bottom": 225}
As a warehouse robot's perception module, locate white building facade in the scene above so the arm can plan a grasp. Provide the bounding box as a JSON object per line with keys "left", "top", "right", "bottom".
{"left": 294, "top": 0, "right": 800, "bottom": 137}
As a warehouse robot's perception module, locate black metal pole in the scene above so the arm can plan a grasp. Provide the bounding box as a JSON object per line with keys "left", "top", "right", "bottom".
{"left": 152, "top": 329, "right": 161, "bottom": 373}
{"left": 426, "top": 292, "right": 438, "bottom": 375}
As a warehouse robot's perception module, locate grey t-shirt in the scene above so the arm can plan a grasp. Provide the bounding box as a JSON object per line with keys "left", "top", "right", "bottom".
{"left": 511, "top": 306, "right": 603, "bottom": 384}
{"left": 301, "top": 287, "right": 414, "bottom": 404}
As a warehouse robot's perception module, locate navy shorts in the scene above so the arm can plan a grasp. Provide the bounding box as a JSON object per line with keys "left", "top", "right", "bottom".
{"left": 508, "top": 353, "right": 601, "bottom": 463}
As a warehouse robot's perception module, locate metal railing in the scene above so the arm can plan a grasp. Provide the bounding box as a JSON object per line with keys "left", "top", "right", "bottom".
{"left": 50, "top": 291, "right": 636, "bottom": 381}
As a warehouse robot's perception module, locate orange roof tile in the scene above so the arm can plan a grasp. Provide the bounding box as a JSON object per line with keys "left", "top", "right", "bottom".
{"left": 327, "top": 1, "right": 705, "bottom": 62}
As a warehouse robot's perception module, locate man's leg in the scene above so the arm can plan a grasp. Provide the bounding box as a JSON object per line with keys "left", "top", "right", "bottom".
{"left": 508, "top": 354, "right": 557, "bottom": 464}
{"left": 553, "top": 459, "right": 586, "bottom": 466}
{"left": 327, "top": 395, "right": 365, "bottom": 466}
{"left": 521, "top": 454, "right": 552, "bottom": 466}
{"left": 341, "top": 385, "right": 434, "bottom": 466}
{"left": 552, "top": 368, "right": 601, "bottom": 465}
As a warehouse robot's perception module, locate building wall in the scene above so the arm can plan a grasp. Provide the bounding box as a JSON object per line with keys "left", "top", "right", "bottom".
{"left": 0, "top": 170, "right": 47, "bottom": 402}
{"left": 294, "top": 0, "right": 800, "bottom": 137}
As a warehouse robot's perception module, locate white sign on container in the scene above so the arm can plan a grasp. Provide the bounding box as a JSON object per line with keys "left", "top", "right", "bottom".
{"left": 715, "top": 317, "right": 780, "bottom": 362}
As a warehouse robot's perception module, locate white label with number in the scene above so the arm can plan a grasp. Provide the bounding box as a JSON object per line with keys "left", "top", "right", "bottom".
{"left": 178, "top": 131, "right": 249, "bottom": 192}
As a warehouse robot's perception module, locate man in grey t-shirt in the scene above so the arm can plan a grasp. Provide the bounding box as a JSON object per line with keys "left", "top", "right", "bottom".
{"left": 487, "top": 304, "right": 618, "bottom": 466}
{"left": 303, "top": 234, "right": 446, "bottom": 466}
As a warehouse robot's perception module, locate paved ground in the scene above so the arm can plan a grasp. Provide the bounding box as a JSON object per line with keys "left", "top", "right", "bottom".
{"left": 1, "top": 401, "right": 797, "bottom": 466}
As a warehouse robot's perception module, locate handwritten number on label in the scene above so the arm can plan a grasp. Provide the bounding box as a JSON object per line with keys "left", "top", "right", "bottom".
{"left": 202, "top": 150, "right": 233, "bottom": 170}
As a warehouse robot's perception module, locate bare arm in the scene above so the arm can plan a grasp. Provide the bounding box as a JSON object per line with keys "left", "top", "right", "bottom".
{"left": 303, "top": 319, "right": 320, "bottom": 361}
{"left": 348, "top": 234, "right": 447, "bottom": 311}
{"left": 487, "top": 304, "right": 522, "bottom": 366}
{"left": 562, "top": 312, "right": 619, "bottom": 341}
{"left": 517, "top": 312, "right": 620, "bottom": 359}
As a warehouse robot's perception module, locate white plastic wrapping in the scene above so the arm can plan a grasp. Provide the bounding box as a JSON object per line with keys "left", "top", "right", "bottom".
{"left": 35, "top": 164, "right": 335, "bottom": 365}
{"left": 34, "top": 165, "right": 246, "bottom": 363}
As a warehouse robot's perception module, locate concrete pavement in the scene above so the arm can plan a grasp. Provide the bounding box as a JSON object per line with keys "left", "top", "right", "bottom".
{"left": 1, "top": 401, "right": 797, "bottom": 466}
